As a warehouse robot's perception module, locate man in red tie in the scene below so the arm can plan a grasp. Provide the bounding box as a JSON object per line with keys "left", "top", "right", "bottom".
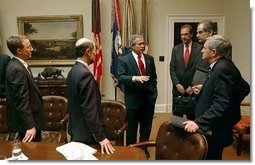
{"left": 117, "top": 34, "right": 158, "bottom": 159}
{"left": 170, "top": 24, "right": 206, "bottom": 120}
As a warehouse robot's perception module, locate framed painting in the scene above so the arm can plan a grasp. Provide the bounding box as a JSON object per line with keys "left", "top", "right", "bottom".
{"left": 17, "top": 15, "right": 83, "bottom": 66}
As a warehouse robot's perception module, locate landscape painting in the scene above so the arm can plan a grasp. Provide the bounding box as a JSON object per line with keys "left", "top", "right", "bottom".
{"left": 17, "top": 15, "right": 83, "bottom": 66}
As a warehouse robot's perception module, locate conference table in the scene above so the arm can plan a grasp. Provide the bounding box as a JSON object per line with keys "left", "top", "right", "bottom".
{"left": 0, "top": 141, "right": 147, "bottom": 160}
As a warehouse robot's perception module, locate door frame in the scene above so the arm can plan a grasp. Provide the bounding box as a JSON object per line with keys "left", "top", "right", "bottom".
{"left": 166, "top": 14, "right": 225, "bottom": 113}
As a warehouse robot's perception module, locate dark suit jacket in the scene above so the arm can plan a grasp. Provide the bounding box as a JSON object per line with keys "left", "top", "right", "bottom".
{"left": 67, "top": 61, "right": 106, "bottom": 144}
{"left": 0, "top": 54, "right": 11, "bottom": 97}
{"left": 194, "top": 58, "right": 247, "bottom": 146}
{"left": 6, "top": 58, "right": 44, "bottom": 133}
{"left": 170, "top": 41, "right": 208, "bottom": 96}
{"left": 117, "top": 53, "right": 158, "bottom": 109}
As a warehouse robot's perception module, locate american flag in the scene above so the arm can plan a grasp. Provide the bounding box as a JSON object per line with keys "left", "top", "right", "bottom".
{"left": 110, "top": 0, "right": 122, "bottom": 91}
{"left": 92, "top": 0, "right": 103, "bottom": 86}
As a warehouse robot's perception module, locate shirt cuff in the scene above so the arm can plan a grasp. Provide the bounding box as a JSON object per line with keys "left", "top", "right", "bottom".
{"left": 132, "top": 76, "right": 136, "bottom": 82}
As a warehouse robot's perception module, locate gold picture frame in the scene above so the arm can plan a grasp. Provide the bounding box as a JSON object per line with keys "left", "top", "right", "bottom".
{"left": 17, "top": 15, "right": 83, "bottom": 66}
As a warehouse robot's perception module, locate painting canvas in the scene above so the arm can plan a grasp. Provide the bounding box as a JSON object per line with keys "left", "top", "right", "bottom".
{"left": 17, "top": 15, "right": 83, "bottom": 66}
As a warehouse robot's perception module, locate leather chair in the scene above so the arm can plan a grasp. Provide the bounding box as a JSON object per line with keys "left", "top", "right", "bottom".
{"left": 101, "top": 99, "right": 128, "bottom": 146}
{"left": 233, "top": 101, "right": 250, "bottom": 156}
{"left": 130, "top": 120, "right": 208, "bottom": 160}
{"left": 0, "top": 98, "right": 18, "bottom": 141}
{"left": 42, "top": 95, "right": 69, "bottom": 143}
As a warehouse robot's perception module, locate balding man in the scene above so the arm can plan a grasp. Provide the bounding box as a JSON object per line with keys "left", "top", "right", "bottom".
{"left": 66, "top": 38, "right": 115, "bottom": 155}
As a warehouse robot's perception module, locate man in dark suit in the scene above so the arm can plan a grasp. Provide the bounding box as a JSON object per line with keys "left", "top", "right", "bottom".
{"left": 183, "top": 35, "right": 250, "bottom": 159}
{"left": 170, "top": 24, "right": 207, "bottom": 120}
{"left": 66, "top": 38, "right": 115, "bottom": 155}
{"left": 6, "top": 35, "right": 44, "bottom": 142}
{"left": 117, "top": 34, "right": 158, "bottom": 158}
{"left": 0, "top": 53, "right": 11, "bottom": 98}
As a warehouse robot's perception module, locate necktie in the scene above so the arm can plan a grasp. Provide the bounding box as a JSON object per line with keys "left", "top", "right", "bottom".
{"left": 137, "top": 55, "right": 145, "bottom": 75}
{"left": 184, "top": 44, "right": 190, "bottom": 68}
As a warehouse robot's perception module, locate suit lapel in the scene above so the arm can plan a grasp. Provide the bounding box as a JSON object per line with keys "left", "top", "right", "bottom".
{"left": 13, "top": 59, "right": 42, "bottom": 96}
{"left": 178, "top": 44, "right": 186, "bottom": 69}
{"left": 76, "top": 62, "right": 101, "bottom": 98}
{"left": 127, "top": 54, "right": 141, "bottom": 75}
{"left": 144, "top": 55, "right": 151, "bottom": 75}
{"left": 200, "top": 59, "right": 221, "bottom": 91}
{"left": 188, "top": 43, "right": 197, "bottom": 65}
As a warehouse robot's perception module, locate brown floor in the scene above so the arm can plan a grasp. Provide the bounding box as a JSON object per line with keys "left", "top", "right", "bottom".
{"left": 146, "top": 113, "right": 250, "bottom": 160}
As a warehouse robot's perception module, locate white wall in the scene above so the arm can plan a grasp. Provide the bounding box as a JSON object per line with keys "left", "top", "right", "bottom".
{"left": 0, "top": 0, "right": 250, "bottom": 112}
{"left": 224, "top": 0, "right": 250, "bottom": 81}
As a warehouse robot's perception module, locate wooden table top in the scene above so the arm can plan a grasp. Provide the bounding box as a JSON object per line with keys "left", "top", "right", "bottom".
{"left": 0, "top": 141, "right": 147, "bottom": 160}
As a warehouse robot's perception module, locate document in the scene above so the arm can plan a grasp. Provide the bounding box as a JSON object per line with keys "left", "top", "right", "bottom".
{"left": 192, "top": 67, "right": 209, "bottom": 86}
{"left": 56, "top": 141, "right": 98, "bottom": 160}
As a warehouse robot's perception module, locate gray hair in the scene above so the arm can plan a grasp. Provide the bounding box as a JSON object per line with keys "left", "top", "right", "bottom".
{"left": 198, "top": 20, "right": 217, "bottom": 35}
{"left": 206, "top": 35, "right": 232, "bottom": 57}
{"left": 128, "top": 34, "right": 144, "bottom": 48}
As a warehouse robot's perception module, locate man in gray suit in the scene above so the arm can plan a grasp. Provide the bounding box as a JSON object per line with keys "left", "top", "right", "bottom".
{"left": 170, "top": 24, "right": 207, "bottom": 120}
{"left": 6, "top": 35, "right": 44, "bottom": 142}
{"left": 0, "top": 53, "right": 11, "bottom": 98}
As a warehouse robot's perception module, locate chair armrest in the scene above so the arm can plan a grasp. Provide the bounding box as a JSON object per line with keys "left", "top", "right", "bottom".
{"left": 60, "top": 113, "right": 69, "bottom": 130}
{"left": 117, "top": 122, "right": 128, "bottom": 135}
{"left": 129, "top": 140, "right": 156, "bottom": 149}
{"left": 241, "top": 101, "right": 250, "bottom": 106}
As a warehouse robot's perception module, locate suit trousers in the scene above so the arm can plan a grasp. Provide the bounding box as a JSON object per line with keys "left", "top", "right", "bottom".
{"left": 205, "top": 135, "right": 224, "bottom": 160}
{"left": 126, "top": 104, "right": 155, "bottom": 146}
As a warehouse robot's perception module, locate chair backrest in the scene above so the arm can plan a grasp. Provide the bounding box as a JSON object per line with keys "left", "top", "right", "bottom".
{"left": 0, "top": 98, "right": 18, "bottom": 141}
{"left": 42, "top": 95, "right": 68, "bottom": 143}
{"left": 155, "top": 121, "right": 208, "bottom": 160}
{"left": 0, "top": 98, "right": 9, "bottom": 141}
{"left": 101, "top": 99, "right": 127, "bottom": 146}
{"left": 42, "top": 95, "right": 68, "bottom": 131}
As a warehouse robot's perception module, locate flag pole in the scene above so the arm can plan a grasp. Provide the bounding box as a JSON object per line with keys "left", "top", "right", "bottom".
{"left": 111, "top": 0, "right": 123, "bottom": 100}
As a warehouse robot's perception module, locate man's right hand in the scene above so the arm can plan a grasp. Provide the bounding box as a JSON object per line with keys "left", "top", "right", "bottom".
{"left": 99, "top": 138, "right": 115, "bottom": 155}
{"left": 22, "top": 127, "right": 36, "bottom": 142}
{"left": 176, "top": 84, "right": 185, "bottom": 94}
{"left": 135, "top": 76, "right": 150, "bottom": 83}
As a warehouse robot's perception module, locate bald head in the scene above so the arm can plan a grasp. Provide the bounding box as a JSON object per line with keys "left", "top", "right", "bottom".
{"left": 75, "top": 38, "right": 93, "bottom": 47}
{"left": 75, "top": 38, "right": 94, "bottom": 57}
